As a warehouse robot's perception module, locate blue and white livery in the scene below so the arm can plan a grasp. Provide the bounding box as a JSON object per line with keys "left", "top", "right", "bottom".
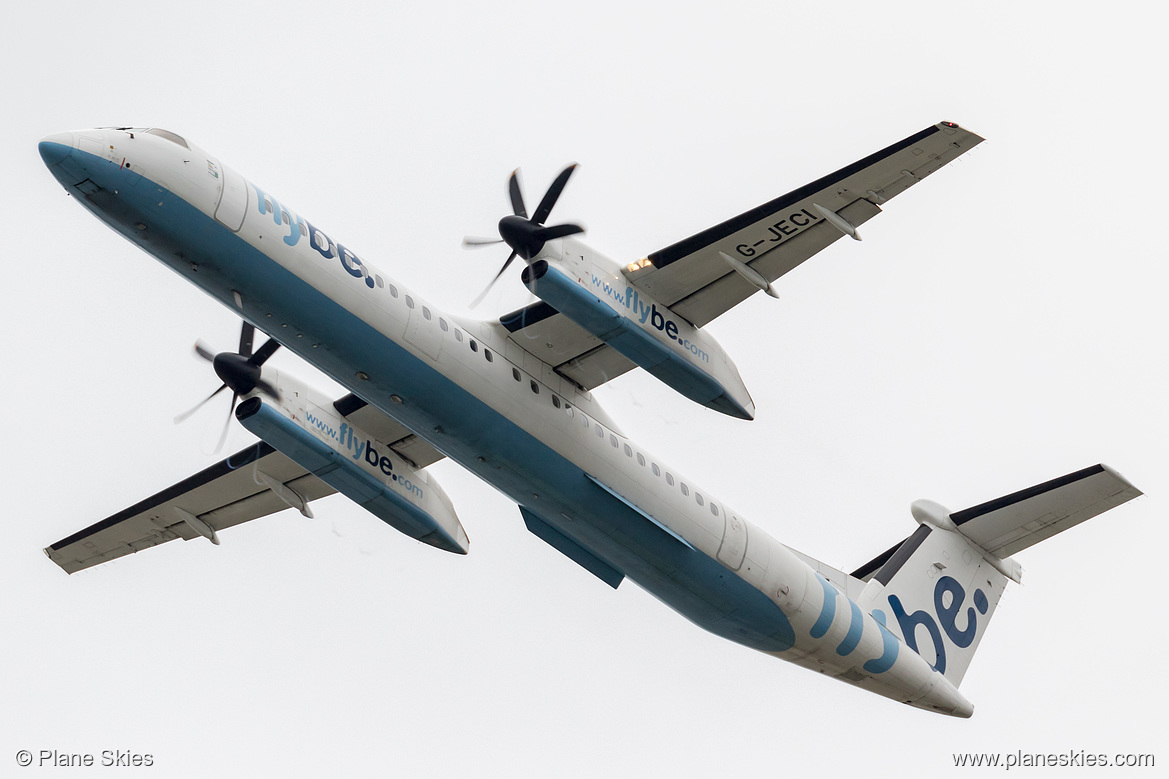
{"left": 39, "top": 124, "right": 1142, "bottom": 717}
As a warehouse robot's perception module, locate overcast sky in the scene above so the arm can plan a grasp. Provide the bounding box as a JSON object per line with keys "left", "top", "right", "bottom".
{"left": 3, "top": 1, "right": 1165, "bottom": 776}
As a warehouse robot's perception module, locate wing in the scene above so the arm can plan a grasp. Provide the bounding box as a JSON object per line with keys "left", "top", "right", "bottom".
{"left": 499, "top": 122, "right": 983, "bottom": 391}
{"left": 627, "top": 121, "right": 984, "bottom": 327}
{"left": 331, "top": 393, "right": 445, "bottom": 468}
{"left": 499, "top": 301, "right": 637, "bottom": 391}
{"left": 44, "top": 443, "right": 335, "bottom": 574}
{"left": 45, "top": 394, "right": 447, "bottom": 574}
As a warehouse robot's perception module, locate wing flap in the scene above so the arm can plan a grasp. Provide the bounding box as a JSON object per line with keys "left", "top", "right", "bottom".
{"left": 199, "top": 473, "right": 331, "bottom": 531}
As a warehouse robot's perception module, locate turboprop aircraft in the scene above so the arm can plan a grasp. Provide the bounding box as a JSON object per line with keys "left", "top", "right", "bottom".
{"left": 38, "top": 123, "right": 1141, "bottom": 717}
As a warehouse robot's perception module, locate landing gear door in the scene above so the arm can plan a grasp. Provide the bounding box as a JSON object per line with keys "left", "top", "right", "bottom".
{"left": 213, "top": 160, "right": 248, "bottom": 232}
{"left": 717, "top": 513, "right": 748, "bottom": 571}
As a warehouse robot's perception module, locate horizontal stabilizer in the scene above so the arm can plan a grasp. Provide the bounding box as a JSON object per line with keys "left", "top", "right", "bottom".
{"left": 950, "top": 464, "right": 1141, "bottom": 558}
{"left": 852, "top": 464, "right": 1142, "bottom": 581}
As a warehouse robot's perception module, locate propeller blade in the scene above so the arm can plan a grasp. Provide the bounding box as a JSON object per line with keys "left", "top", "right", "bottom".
{"left": 215, "top": 393, "right": 239, "bottom": 453}
{"left": 249, "top": 337, "right": 281, "bottom": 367}
{"left": 533, "top": 223, "right": 585, "bottom": 242}
{"left": 194, "top": 341, "right": 216, "bottom": 362}
{"left": 238, "top": 321, "right": 255, "bottom": 358}
{"left": 255, "top": 377, "right": 282, "bottom": 400}
{"left": 463, "top": 236, "right": 504, "bottom": 247}
{"left": 470, "top": 250, "right": 519, "bottom": 309}
{"left": 508, "top": 170, "right": 527, "bottom": 219}
{"left": 174, "top": 383, "right": 229, "bottom": 423}
{"left": 531, "top": 164, "right": 577, "bottom": 225}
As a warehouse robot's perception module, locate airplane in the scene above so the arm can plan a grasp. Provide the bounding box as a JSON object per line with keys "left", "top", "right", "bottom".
{"left": 38, "top": 122, "right": 1142, "bottom": 717}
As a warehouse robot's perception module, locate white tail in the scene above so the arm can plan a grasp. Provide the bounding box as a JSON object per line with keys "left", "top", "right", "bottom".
{"left": 854, "top": 464, "right": 1141, "bottom": 687}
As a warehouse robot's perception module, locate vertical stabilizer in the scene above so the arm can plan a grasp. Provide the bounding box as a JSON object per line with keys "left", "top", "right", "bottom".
{"left": 856, "top": 525, "right": 1007, "bottom": 687}
{"left": 853, "top": 464, "right": 1140, "bottom": 688}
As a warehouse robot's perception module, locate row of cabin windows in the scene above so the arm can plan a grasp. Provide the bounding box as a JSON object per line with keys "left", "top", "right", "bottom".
{"left": 558, "top": 393, "right": 721, "bottom": 518}
{"left": 417, "top": 305, "right": 722, "bottom": 519}
{"left": 383, "top": 286, "right": 503, "bottom": 376}
{"left": 386, "top": 283, "right": 444, "bottom": 328}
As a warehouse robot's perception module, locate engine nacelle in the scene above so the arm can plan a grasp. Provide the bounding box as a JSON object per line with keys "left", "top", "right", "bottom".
{"left": 521, "top": 259, "right": 755, "bottom": 419}
{"left": 235, "top": 396, "right": 469, "bottom": 554}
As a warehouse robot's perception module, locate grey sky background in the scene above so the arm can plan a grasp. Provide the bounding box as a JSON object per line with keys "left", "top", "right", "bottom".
{"left": 3, "top": 1, "right": 1165, "bottom": 775}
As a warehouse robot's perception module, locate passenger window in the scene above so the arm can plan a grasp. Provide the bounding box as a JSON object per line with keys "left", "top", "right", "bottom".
{"left": 695, "top": 493, "right": 704, "bottom": 506}
{"left": 566, "top": 405, "right": 574, "bottom": 418}
{"left": 609, "top": 434, "right": 618, "bottom": 448}
{"left": 711, "top": 503, "right": 719, "bottom": 517}
{"left": 454, "top": 330, "right": 463, "bottom": 342}
{"left": 666, "top": 473, "right": 674, "bottom": 486}
{"left": 405, "top": 295, "right": 415, "bottom": 309}
{"left": 680, "top": 483, "right": 689, "bottom": 496}
{"left": 422, "top": 306, "right": 432, "bottom": 320}
{"left": 484, "top": 349, "right": 493, "bottom": 362}
{"left": 389, "top": 285, "right": 399, "bottom": 298}
{"left": 439, "top": 318, "right": 449, "bottom": 332}
{"left": 530, "top": 380, "right": 539, "bottom": 394}
{"left": 579, "top": 414, "right": 588, "bottom": 428}
{"left": 623, "top": 444, "right": 632, "bottom": 457}
{"left": 651, "top": 462, "right": 659, "bottom": 476}
{"left": 512, "top": 368, "right": 521, "bottom": 381}
{"left": 594, "top": 424, "right": 604, "bottom": 438}
{"left": 552, "top": 396, "right": 561, "bottom": 409}
{"left": 469, "top": 340, "right": 478, "bottom": 352}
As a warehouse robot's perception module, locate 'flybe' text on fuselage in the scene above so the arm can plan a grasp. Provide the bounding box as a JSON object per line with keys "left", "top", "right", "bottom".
{"left": 253, "top": 184, "right": 387, "bottom": 292}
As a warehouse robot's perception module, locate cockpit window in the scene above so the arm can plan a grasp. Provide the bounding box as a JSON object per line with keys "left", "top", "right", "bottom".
{"left": 145, "top": 128, "right": 189, "bottom": 149}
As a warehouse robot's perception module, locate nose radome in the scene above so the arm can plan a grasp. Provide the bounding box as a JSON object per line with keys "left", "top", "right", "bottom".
{"left": 38, "top": 131, "right": 75, "bottom": 167}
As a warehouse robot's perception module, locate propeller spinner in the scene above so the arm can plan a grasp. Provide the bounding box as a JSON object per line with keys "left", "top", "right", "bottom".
{"left": 464, "top": 164, "right": 585, "bottom": 307}
{"left": 175, "top": 321, "right": 282, "bottom": 451}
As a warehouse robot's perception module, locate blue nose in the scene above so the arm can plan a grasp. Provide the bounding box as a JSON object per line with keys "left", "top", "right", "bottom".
{"left": 38, "top": 132, "right": 75, "bottom": 167}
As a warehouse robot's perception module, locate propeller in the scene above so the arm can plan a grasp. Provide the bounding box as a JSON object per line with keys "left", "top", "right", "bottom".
{"left": 464, "top": 164, "right": 585, "bottom": 307}
{"left": 175, "top": 321, "right": 282, "bottom": 451}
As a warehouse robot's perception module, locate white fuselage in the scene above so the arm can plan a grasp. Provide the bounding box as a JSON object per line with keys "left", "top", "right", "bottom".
{"left": 39, "top": 127, "right": 973, "bottom": 716}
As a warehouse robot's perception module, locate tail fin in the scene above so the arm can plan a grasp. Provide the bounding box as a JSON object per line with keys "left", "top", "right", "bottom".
{"left": 854, "top": 464, "right": 1141, "bottom": 688}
